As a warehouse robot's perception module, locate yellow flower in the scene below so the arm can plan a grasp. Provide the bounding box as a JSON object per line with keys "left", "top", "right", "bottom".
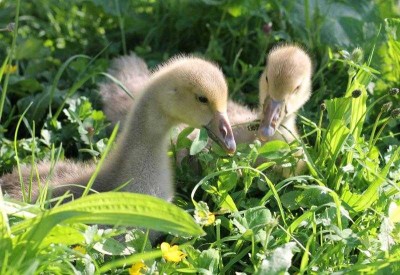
{"left": 3, "top": 64, "right": 17, "bottom": 74}
{"left": 205, "top": 212, "right": 216, "bottom": 226}
{"left": 160, "top": 242, "right": 186, "bottom": 263}
{"left": 128, "top": 261, "right": 147, "bottom": 275}
{"left": 73, "top": 245, "right": 86, "bottom": 254}
{"left": 194, "top": 201, "right": 216, "bottom": 226}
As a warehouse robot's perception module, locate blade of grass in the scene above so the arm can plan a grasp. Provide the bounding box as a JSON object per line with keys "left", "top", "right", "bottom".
{"left": 81, "top": 122, "right": 119, "bottom": 197}
{"left": 100, "top": 72, "right": 134, "bottom": 100}
{"left": 13, "top": 102, "right": 33, "bottom": 202}
{"left": 0, "top": 0, "right": 20, "bottom": 123}
{"left": 115, "top": 0, "right": 127, "bottom": 55}
{"left": 48, "top": 54, "right": 90, "bottom": 115}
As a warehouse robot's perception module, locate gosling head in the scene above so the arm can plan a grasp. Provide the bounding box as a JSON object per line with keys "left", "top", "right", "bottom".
{"left": 258, "top": 45, "right": 312, "bottom": 140}
{"left": 153, "top": 55, "right": 236, "bottom": 154}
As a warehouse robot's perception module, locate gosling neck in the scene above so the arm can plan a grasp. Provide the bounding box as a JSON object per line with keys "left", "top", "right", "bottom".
{"left": 92, "top": 87, "right": 176, "bottom": 200}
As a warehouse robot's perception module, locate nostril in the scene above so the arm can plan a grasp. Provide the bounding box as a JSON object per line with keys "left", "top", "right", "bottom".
{"left": 219, "top": 123, "right": 228, "bottom": 139}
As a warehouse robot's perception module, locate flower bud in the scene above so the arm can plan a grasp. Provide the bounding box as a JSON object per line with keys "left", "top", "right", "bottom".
{"left": 391, "top": 108, "right": 400, "bottom": 119}
{"left": 320, "top": 102, "right": 326, "bottom": 111}
{"left": 381, "top": 102, "right": 392, "bottom": 113}
{"left": 339, "top": 50, "right": 351, "bottom": 59}
{"left": 352, "top": 89, "right": 362, "bottom": 98}
{"left": 6, "top": 23, "right": 15, "bottom": 32}
{"left": 351, "top": 47, "right": 364, "bottom": 63}
{"left": 389, "top": 87, "right": 399, "bottom": 96}
{"left": 262, "top": 22, "right": 273, "bottom": 35}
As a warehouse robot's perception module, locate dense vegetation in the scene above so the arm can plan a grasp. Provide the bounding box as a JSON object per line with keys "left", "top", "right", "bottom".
{"left": 1, "top": 0, "right": 399, "bottom": 274}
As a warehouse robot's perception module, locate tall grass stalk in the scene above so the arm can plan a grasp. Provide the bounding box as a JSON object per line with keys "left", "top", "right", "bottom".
{"left": 48, "top": 54, "right": 90, "bottom": 115}
{"left": 27, "top": 122, "right": 37, "bottom": 202}
{"left": 81, "top": 122, "right": 119, "bottom": 197}
{"left": 0, "top": 0, "right": 20, "bottom": 123}
{"left": 37, "top": 144, "right": 63, "bottom": 207}
{"left": 13, "top": 103, "right": 33, "bottom": 202}
{"left": 115, "top": 0, "right": 127, "bottom": 55}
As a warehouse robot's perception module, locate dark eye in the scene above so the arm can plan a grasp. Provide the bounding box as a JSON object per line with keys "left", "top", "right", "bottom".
{"left": 265, "top": 75, "right": 268, "bottom": 83}
{"left": 196, "top": 95, "right": 209, "bottom": 104}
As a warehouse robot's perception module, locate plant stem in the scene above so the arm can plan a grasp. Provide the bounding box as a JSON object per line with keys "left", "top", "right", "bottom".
{"left": 141, "top": 229, "right": 150, "bottom": 253}
{"left": 368, "top": 110, "right": 383, "bottom": 150}
{"left": 28, "top": 122, "right": 37, "bottom": 203}
{"left": 371, "top": 119, "right": 390, "bottom": 149}
{"left": 0, "top": 0, "right": 20, "bottom": 123}
{"left": 115, "top": 0, "right": 127, "bottom": 55}
{"left": 316, "top": 108, "right": 324, "bottom": 152}
{"left": 216, "top": 220, "right": 224, "bottom": 271}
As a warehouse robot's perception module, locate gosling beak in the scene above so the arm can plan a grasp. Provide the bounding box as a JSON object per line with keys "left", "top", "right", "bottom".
{"left": 258, "top": 98, "right": 284, "bottom": 141}
{"left": 205, "top": 112, "right": 236, "bottom": 154}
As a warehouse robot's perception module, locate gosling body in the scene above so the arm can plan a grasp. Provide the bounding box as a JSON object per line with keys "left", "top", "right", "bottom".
{"left": 1, "top": 56, "right": 236, "bottom": 201}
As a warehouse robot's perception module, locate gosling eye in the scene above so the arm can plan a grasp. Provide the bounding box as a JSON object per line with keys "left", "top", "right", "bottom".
{"left": 294, "top": 84, "right": 301, "bottom": 93}
{"left": 196, "top": 95, "right": 209, "bottom": 104}
{"left": 265, "top": 75, "right": 268, "bottom": 83}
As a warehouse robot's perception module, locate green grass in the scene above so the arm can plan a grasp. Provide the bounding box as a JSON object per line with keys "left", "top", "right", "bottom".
{"left": 1, "top": 0, "right": 400, "bottom": 274}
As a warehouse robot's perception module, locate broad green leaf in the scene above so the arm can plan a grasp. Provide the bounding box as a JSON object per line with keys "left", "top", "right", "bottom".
{"left": 10, "top": 78, "right": 42, "bottom": 94}
{"left": 218, "top": 192, "right": 238, "bottom": 212}
{"left": 175, "top": 127, "right": 195, "bottom": 150}
{"left": 255, "top": 161, "right": 276, "bottom": 172}
{"left": 297, "top": 188, "right": 332, "bottom": 208}
{"left": 93, "top": 238, "right": 131, "bottom": 256}
{"left": 190, "top": 128, "right": 208, "bottom": 155}
{"left": 197, "top": 248, "right": 220, "bottom": 273}
{"left": 378, "top": 18, "right": 400, "bottom": 84}
{"left": 325, "top": 97, "right": 351, "bottom": 124}
{"left": 12, "top": 192, "right": 205, "bottom": 247}
{"left": 40, "top": 225, "right": 85, "bottom": 248}
{"left": 258, "top": 140, "right": 290, "bottom": 159}
{"left": 255, "top": 242, "right": 297, "bottom": 275}
{"left": 217, "top": 171, "right": 238, "bottom": 193}
{"left": 194, "top": 201, "right": 214, "bottom": 226}
{"left": 342, "top": 146, "right": 400, "bottom": 212}
{"left": 345, "top": 73, "right": 369, "bottom": 141}
{"left": 378, "top": 218, "right": 393, "bottom": 252}
{"left": 124, "top": 230, "right": 152, "bottom": 253}
{"left": 232, "top": 206, "right": 273, "bottom": 236}
{"left": 280, "top": 191, "right": 303, "bottom": 210}
{"left": 323, "top": 119, "right": 350, "bottom": 158}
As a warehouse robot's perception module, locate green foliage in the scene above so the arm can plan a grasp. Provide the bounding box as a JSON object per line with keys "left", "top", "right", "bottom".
{"left": 1, "top": 192, "right": 203, "bottom": 274}
{"left": 1, "top": 0, "right": 400, "bottom": 274}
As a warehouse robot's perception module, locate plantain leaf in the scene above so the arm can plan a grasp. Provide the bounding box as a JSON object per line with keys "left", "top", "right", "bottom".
{"left": 258, "top": 140, "right": 290, "bottom": 159}
{"left": 12, "top": 192, "right": 204, "bottom": 247}
{"left": 40, "top": 224, "right": 85, "bottom": 248}
{"left": 342, "top": 146, "right": 400, "bottom": 212}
